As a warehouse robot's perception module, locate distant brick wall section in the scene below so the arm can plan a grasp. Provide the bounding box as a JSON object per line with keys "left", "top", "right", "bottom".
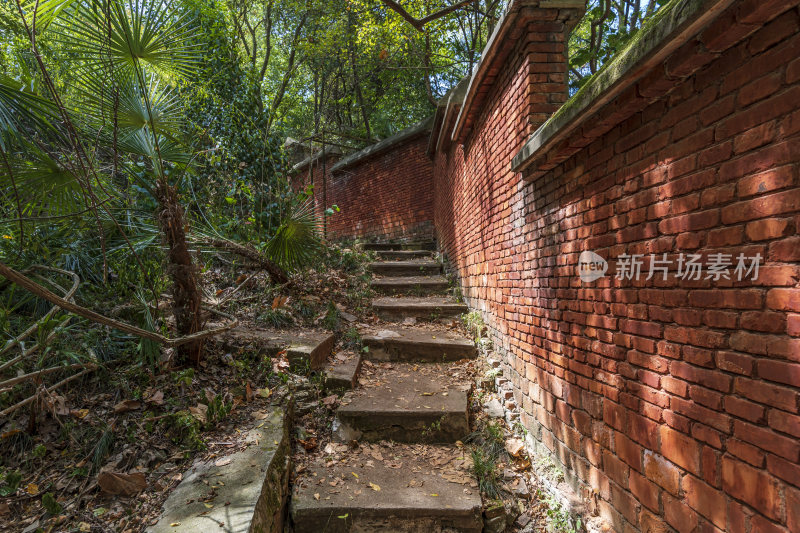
{"left": 433, "top": 1, "right": 800, "bottom": 532}
{"left": 293, "top": 134, "right": 434, "bottom": 241}
{"left": 328, "top": 134, "right": 435, "bottom": 241}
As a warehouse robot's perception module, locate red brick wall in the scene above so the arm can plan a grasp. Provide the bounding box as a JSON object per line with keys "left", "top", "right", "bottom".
{"left": 294, "top": 135, "right": 435, "bottom": 241}
{"left": 434, "top": 2, "right": 800, "bottom": 531}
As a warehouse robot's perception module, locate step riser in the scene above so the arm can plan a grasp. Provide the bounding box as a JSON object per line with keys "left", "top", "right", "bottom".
{"left": 376, "top": 251, "right": 432, "bottom": 260}
{"left": 371, "top": 282, "right": 449, "bottom": 296}
{"left": 363, "top": 242, "right": 436, "bottom": 251}
{"left": 291, "top": 512, "right": 482, "bottom": 533}
{"left": 363, "top": 340, "right": 476, "bottom": 362}
{"left": 373, "top": 306, "right": 466, "bottom": 322}
{"left": 335, "top": 412, "right": 469, "bottom": 444}
{"left": 371, "top": 265, "right": 441, "bottom": 277}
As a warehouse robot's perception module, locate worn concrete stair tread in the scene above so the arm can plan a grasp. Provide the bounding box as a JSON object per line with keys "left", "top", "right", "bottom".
{"left": 371, "top": 275, "right": 449, "bottom": 295}
{"left": 362, "top": 327, "right": 476, "bottom": 362}
{"left": 372, "top": 296, "right": 468, "bottom": 321}
{"left": 148, "top": 408, "right": 290, "bottom": 533}
{"left": 222, "top": 327, "right": 335, "bottom": 371}
{"left": 377, "top": 250, "right": 433, "bottom": 260}
{"left": 290, "top": 444, "right": 482, "bottom": 532}
{"left": 363, "top": 241, "right": 436, "bottom": 251}
{"left": 335, "top": 364, "right": 469, "bottom": 443}
{"left": 324, "top": 353, "right": 362, "bottom": 391}
{"left": 370, "top": 260, "right": 441, "bottom": 276}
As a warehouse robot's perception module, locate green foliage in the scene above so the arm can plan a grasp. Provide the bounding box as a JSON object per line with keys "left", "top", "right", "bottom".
{"left": 0, "top": 470, "right": 22, "bottom": 496}
{"left": 322, "top": 300, "right": 340, "bottom": 332}
{"left": 164, "top": 411, "right": 204, "bottom": 450}
{"left": 41, "top": 492, "right": 62, "bottom": 515}
{"left": 466, "top": 420, "right": 506, "bottom": 499}
{"left": 257, "top": 308, "right": 294, "bottom": 328}
{"left": 569, "top": 0, "right": 667, "bottom": 92}
{"left": 462, "top": 310, "right": 485, "bottom": 344}
{"left": 262, "top": 199, "right": 322, "bottom": 271}
{"left": 206, "top": 394, "right": 232, "bottom": 426}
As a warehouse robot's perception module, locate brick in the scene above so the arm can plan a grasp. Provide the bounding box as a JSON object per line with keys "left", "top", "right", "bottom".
{"left": 616, "top": 432, "right": 643, "bottom": 470}
{"left": 734, "top": 377, "right": 799, "bottom": 411}
{"left": 758, "top": 359, "right": 800, "bottom": 388}
{"left": 738, "top": 73, "right": 783, "bottom": 107}
{"left": 683, "top": 474, "right": 726, "bottom": 528}
{"left": 733, "top": 121, "right": 778, "bottom": 154}
{"left": 735, "top": 0, "right": 800, "bottom": 25}
{"left": 716, "top": 87, "right": 800, "bottom": 139}
{"left": 629, "top": 469, "right": 660, "bottom": 512}
{"left": 745, "top": 218, "right": 793, "bottom": 241}
{"left": 748, "top": 9, "right": 800, "bottom": 54}
{"left": 664, "top": 494, "right": 699, "bottom": 533}
{"left": 688, "top": 290, "right": 762, "bottom": 309}
{"left": 750, "top": 515, "right": 790, "bottom": 533}
{"left": 727, "top": 438, "right": 765, "bottom": 466}
{"left": 660, "top": 426, "right": 701, "bottom": 475}
{"left": 788, "top": 486, "right": 800, "bottom": 531}
{"left": 716, "top": 351, "right": 754, "bottom": 375}
{"left": 736, "top": 166, "right": 795, "bottom": 197}
{"left": 734, "top": 419, "right": 800, "bottom": 460}
{"left": 769, "top": 409, "right": 800, "bottom": 439}
{"left": 766, "top": 453, "right": 800, "bottom": 489}
{"left": 767, "top": 288, "right": 800, "bottom": 312}
{"left": 722, "top": 456, "right": 783, "bottom": 520}
{"left": 671, "top": 361, "right": 732, "bottom": 392}
{"left": 643, "top": 451, "right": 680, "bottom": 495}
{"left": 725, "top": 396, "right": 766, "bottom": 423}
{"left": 723, "top": 188, "right": 800, "bottom": 223}
{"left": 769, "top": 237, "right": 800, "bottom": 262}
{"left": 741, "top": 311, "right": 786, "bottom": 333}
{"left": 789, "top": 314, "right": 800, "bottom": 336}
{"left": 700, "top": 10, "right": 758, "bottom": 53}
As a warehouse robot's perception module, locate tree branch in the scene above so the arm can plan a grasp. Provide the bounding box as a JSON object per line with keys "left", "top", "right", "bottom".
{"left": 380, "top": 0, "right": 476, "bottom": 31}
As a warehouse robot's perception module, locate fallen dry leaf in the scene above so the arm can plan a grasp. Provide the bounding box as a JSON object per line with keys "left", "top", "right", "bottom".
{"left": 505, "top": 438, "right": 524, "bottom": 457}
{"left": 189, "top": 404, "right": 208, "bottom": 424}
{"left": 146, "top": 390, "right": 164, "bottom": 405}
{"left": 25, "top": 483, "right": 39, "bottom": 495}
{"left": 97, "top": 471, "right": 147, "bottom": 496}
{"left": 71, "top": 409, "right": 89, "bottom": 419}
{"left": 368, "top": 482, "right": 380, "bottom": 492}
{"left": 214, "top": 457, "right": 232, "bottom": 467}
{"left": 113, "top": 400, "right": 141, "bottom": 414}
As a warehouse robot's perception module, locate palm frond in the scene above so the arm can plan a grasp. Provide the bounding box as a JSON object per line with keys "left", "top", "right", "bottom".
{"left": 0, "top": 142, "right": 86, "bottom": 217}
{"left": 48, "top": 0, "right": 201, "bottom": 81}
{"left": 0, "top": 74, "right": 61, "bottom": 149}
{"left": 263, "top": 200, "right": 322, "bottom": 271}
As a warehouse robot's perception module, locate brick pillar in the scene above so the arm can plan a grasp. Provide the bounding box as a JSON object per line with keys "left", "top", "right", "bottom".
{"left": 522, "top": 2, "right": 583, "bottom": 134}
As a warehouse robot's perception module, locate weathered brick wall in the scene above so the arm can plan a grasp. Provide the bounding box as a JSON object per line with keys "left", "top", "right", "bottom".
{"left": 293, "top": 135, "right": 435, "bottom": 242}
{"left": 327, "top": 134, "right": 435, "bottom": 241}
{"left": 434, "top": 1, "right": 800, "bottom": 531}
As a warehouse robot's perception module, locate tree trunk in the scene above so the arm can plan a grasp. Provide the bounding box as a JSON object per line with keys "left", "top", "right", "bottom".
{"left": 155, "top": 181, "right": 204, "bottom": 365}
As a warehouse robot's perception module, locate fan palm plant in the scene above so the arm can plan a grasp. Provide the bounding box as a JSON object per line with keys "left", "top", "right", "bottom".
{"left": 1, "top": 0, "right": 207, "bottom": 363}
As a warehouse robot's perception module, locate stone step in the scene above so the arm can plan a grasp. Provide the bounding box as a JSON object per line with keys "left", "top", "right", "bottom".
{"left": 149, "top": 407, "right": 290, "bottom": 533}
{"left": 371, "top": 275, "right": 449, "bottom": 296}
{"left": 371, "top": 260, "right": 441, "bottom": 277}
{"left": 323, "top": 353, "right": 362, "bottom": 391}
{"left": 363, "top": 241, "right": 436, "bottom": 251}
{"left": 290, "top": 443, "right": 482, "bottom": 532}
{"left": 221, "top": 328, "right": 335, "bottom": 371}
{"left": 372, "top": 297, "right": 468, "bottom": 322}
{"left": 376, "top": 250, "right": 433, "bottom": 260}
{"left": 334, "top": 363, "right": 470, "bottom": 443}
{"left": 362, "top": 328, "right": 476, "bottom": 362}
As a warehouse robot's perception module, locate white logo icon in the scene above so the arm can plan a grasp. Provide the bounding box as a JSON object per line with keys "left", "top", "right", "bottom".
{"left": 578, "top": 251, "right": 608, "bottom": 283}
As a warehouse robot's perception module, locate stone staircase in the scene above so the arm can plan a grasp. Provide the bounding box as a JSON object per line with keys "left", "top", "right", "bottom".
{"left": 290, "top": 241, "right": 483, "bottom": 532}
